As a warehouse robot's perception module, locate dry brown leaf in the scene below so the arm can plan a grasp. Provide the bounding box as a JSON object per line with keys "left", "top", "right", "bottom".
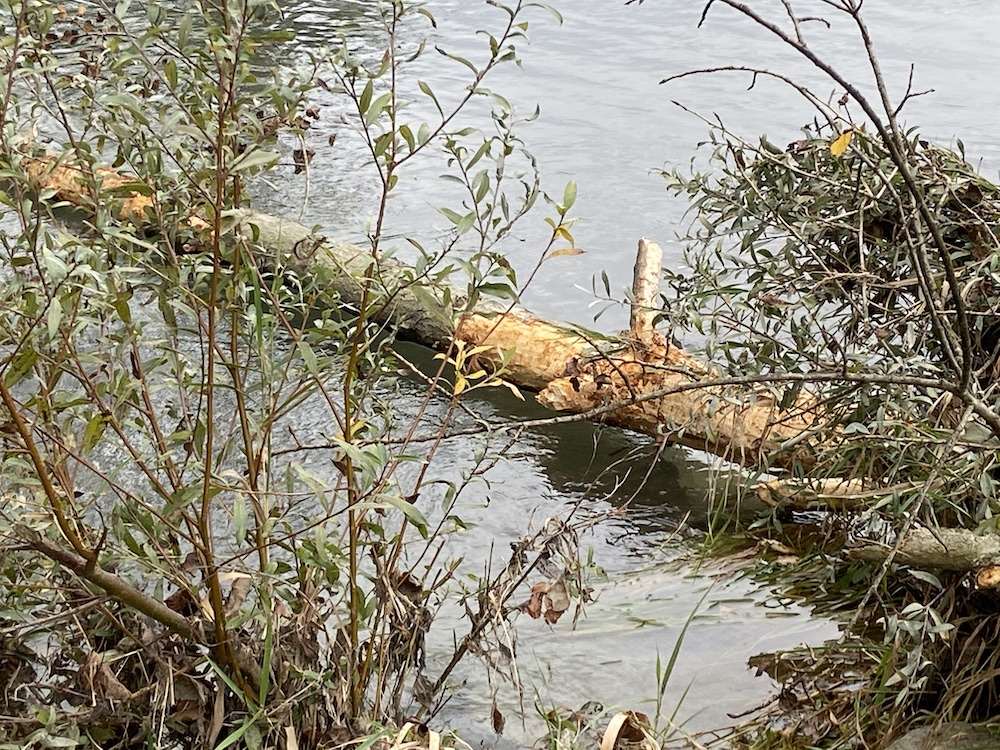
{"left": 544, "top": 577, "right": 571, "bottom": 624}
{"left": 491, "top": 700, "right": 505, "bottom": 735}
{"left": 83, "top": 652, "right": 135, "bottom": 702}
{"left": 207, "top": 687, "right": 225, "bottom": 749}
{"left": 521, "top": 577, "right": 572, "bottom": 623}
{"left": 170, "top": 699, "right": 202, "bottom": 724}
{"left": 225, "top": 575, "right": 253, "bottom": 617}
{"left": 98, "top": 665, "right": 134, "bottom": 702}
{"left": 293, "top": 147, "right": 315, "bottom": 174}
{"left": 82, "top": 651, "right": 100, "bottom": 694}
{"left": 394, "top": 570, "right": 424, "bottom": 602}
{"left": 524, "top": 582, "right": 548, "bottom": 619}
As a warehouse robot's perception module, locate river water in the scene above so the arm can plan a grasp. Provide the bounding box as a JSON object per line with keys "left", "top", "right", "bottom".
{"left": 256, "top": 1, "right": 1000, "bottom": 745}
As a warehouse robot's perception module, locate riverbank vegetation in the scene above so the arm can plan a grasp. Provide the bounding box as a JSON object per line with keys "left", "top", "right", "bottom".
{"left": 0, "top": 1, "right": 602, "bottom": 747}
{"left": 657, "top": 2, "right": 1000, "bottom": 747}
{"left": 2, "top": 0, "right": 1000, "bottom": 748}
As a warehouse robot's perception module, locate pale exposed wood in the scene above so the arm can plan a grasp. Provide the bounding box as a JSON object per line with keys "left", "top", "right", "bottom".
{"left": 755, "top": 478, "right": 947, "bottom": 511}
{"left": 850, "top": 527, "right": 1000, "bottom": 572}
{"left": 629, "top": 238, "right": 663, "bottom": 341}
{"left": 975, "top": 565, "right": 1000, "bottom": 590}
{"left": 24, "top": 154, "right": 155, "bottom": 221}
{"left": 755, "top": 477, "right": 869, "bottom": 510}
{"left": 753, "top": 477, "right": 912, "bottom": 510}
{"left": 536, "top": 336, "right": 821, "bottom": 468}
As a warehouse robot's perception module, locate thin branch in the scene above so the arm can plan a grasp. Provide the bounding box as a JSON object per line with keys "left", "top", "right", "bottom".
{"left": 13, "top": 524, "right": 198, "bottom": 641}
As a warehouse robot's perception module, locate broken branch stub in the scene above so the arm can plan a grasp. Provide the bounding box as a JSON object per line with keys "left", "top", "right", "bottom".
{"left": 629, "top": 238, "right": 663, "bottom": 341}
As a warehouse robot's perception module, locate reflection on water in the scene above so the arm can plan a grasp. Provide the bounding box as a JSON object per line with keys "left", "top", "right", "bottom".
{"left": 251, "top": 0, "right": 1000, "bottom": 743}
{"left": 280, "top": 0, "right": 380, "bottom": 48}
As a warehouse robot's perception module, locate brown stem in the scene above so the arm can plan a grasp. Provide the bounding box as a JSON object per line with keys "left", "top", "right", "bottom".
{"left": 14, "top": 524, "right": 197, "bottom": 640}
{"left": 195, "top": 0, "right": 240, "bottom": 682}
{"left": 0, "top": 379, "right": 89, "bottom": 558}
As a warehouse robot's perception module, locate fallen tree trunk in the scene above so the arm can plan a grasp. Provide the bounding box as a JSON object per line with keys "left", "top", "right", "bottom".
{"left": 20, "top": 151, "right": 1000, "bottom": 576}
{"left": 24, "top": 151, "right": 822, "bottom": 470}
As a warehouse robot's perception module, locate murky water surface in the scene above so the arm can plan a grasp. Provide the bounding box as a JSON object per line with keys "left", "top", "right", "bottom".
{"left": 256, "top": 1, "right": 1000, "bottom": 744}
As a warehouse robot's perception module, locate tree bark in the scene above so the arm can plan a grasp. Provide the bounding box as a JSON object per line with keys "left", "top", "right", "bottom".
{"left": 15, "top": 524, "right": 198, "bottom": 640}
{"left": 849, "top": 526, "right": 1000, "bottom": 572}
{"left": 23, "top": 151, "right": 1000, "bottom": 574}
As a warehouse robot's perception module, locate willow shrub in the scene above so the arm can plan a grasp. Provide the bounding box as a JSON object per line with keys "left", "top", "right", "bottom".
{"left": 664, "top": 117, "right": 1000, "bottom": 743}
{"left": 0, "top": 1, "right": 587, "bottom": 747}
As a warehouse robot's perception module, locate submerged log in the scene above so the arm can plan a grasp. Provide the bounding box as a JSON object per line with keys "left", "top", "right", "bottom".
{"left": 23, "top": 150, "right": 822, "bottom": 470}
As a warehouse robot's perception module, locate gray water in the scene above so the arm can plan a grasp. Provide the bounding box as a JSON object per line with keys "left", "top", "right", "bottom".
{"left": 256, "top": 0, "right": 1000, "bottom": 744}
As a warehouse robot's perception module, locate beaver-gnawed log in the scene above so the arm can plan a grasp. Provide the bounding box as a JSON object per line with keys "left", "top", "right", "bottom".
{"left": 23, "top": 151, "right": 1000, "bottom": 575}
{"left": 22, "top": 150, "right": 823, "bottom": 471}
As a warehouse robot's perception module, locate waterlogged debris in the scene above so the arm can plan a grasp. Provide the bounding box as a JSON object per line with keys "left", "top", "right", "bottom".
{"left": 491, "top": 700, "right": 505, "bottom": 735}
{"left": 600, "top": 711, "right": 658, "bottom": 750}
{"left": 521, "top": 575, "right": 571, "bottom": 624}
